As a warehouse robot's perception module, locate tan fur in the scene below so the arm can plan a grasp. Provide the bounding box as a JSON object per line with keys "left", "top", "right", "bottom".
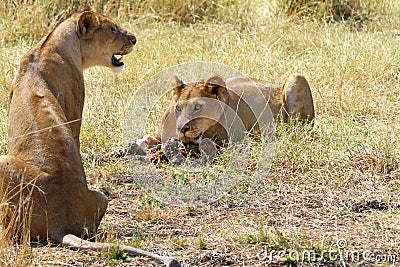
{"left": 282, "top": 74, "right": 315, "bottom": 123}
{"left": 154, "top": 74, "right": 314, "bottom": 145}
{"left": 0, "top": 6, "right": 180, "bottom": 267}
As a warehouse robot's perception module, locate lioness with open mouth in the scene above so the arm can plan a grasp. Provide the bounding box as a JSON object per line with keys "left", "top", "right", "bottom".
{"left": 0, "top": 6, "right": 180, "bottom": 267}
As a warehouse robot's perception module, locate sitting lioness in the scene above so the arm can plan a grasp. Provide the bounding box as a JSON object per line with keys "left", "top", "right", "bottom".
{"left": 132, "top": 73, "right": 314, "bottom": 161}
{"left": 0, "top": 6, "right": 179, "bottom": 267}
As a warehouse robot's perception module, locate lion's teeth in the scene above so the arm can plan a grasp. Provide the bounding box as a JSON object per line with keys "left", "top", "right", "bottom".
{"left": 112, "top": 55, "right": 124, "bottom": 67}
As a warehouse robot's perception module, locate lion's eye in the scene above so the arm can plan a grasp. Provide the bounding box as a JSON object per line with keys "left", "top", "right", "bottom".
{"left": 110, "top": 27, "right": 117, "bottom": 33}
{"left": 175, "top": 106, "right": 182, "bottom": 112}
{"left": 194, "top": 104, "right": 202, "bottom": 111}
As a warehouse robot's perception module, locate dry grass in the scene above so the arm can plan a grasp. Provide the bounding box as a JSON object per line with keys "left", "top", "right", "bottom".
{"left": 0, "top": 0, "right": 254, "bottom": 46}
{"left": 276, "top": 0, "right": 390, "bottom": 23}
{"left": 1, "top": 0, "right": 400, "bottom": 266}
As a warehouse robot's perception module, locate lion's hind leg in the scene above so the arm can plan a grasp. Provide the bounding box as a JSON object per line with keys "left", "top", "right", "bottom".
{"left": 282, "top": 74, "right": 315, "bottom": 124}
{"left": 0, "top": 155, "right": 43, "bottom": 240}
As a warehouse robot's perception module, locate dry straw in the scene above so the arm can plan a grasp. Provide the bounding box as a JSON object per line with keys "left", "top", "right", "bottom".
{"left": 0, "top": 0, "right": 399, "bottom": 266}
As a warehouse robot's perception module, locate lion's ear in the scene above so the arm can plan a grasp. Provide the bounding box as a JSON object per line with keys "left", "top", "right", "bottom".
{"left": 172, "top": 75, "right": 184, "bottom": 100}
{"left": 82, "top": 5, "right": 96, "bottom": 12}
{"left": 204, "top": 74, "right": 229, "bottom": 104}
{"left": 77, "top": 11, "right": 100, "bottom": 39}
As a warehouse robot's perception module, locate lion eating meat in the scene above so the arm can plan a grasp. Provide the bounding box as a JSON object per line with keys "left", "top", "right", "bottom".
{"left": 0, "top": 6, "right": 180, "bottom": 267}
{"left": 118, "top": 73, "right": 314, "bottom": 163}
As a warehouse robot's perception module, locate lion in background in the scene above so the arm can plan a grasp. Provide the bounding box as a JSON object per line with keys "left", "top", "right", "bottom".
{"left": 127, "top": 73, "right": 314, "bottom": 162}
{"left": 0, "top": 6, "right": 179, "bottom": 267}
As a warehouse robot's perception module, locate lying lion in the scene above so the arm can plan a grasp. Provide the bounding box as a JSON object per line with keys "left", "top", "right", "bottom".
{"left": 0, "top": 6, "right": 179, "bottom": 267}
{"left": 119, "top": 73, "right": 314, "bottom": 162}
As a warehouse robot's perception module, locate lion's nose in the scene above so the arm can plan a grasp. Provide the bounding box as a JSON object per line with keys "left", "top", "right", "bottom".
{"left": 131, "top": 36, "right": 137, "bottom": 45}
{"left": 129, "top": 34, "right": 137, "bottom": 45}
{"left": 178, "top": 125, "right": 190, "bottom": 134}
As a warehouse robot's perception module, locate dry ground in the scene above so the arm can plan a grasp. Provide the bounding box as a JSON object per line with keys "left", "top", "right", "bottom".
{"left": 1, "top": 1, "right": 400, "bottom": 266}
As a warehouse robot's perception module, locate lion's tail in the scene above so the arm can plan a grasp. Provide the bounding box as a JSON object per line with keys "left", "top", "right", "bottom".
{"left": 59, "top": 234, "right": 181, "bottom": 267}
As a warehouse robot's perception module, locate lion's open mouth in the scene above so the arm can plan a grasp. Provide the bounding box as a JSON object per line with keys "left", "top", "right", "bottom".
{"left": 112, "top": 54, "right": 124, "bottom": 67}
